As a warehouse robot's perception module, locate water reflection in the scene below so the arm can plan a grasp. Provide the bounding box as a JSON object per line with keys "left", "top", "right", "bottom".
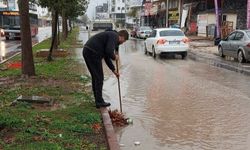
{"left": 104, "top": 39, "right": 250, "bottom": 150}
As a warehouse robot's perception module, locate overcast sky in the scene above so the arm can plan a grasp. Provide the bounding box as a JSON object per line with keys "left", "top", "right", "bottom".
{"left": 87, "top": 0, "right": 107, "bottom": 20}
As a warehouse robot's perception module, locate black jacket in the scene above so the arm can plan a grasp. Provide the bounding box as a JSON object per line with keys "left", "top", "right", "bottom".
{"left": 84, "top": 31, "right": 119, "bottom": 71}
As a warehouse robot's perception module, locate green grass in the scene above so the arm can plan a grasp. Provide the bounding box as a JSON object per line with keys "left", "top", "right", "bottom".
{"left": 0, "top": 27, "right": 107, "bottom": 149}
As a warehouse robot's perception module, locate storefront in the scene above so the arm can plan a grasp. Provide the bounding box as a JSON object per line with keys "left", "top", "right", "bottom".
{"left": 167, "top": 0, "right": 180, "bottom": 27}
{"left": 168, "top": 9, "right": 179, "bottom": 26}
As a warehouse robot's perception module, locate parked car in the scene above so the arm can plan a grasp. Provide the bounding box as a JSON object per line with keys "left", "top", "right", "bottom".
{"left": 169, "top": 24, "right": 180, "bottom": 29}
{"left": 218, "top": 30, "right": 250, "bottom": 63}
{"left": 136, "top": 26, "right": 152, "bottom": 39}
{"left": 130, "top": 26, "right": 138, "bottom": 38}
{"left": 0, "top": 28, "right": 4, "bottom": 37}
{"left": 144, "top": 28, "right": 189, "bottom": 59}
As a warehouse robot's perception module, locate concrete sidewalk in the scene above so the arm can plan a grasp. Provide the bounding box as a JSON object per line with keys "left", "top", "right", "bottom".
{"left": 187, "top": 36, "right": 250, "bottom": 76}
{"left": 188, "top": 35, "right": 218, "bottom": 55}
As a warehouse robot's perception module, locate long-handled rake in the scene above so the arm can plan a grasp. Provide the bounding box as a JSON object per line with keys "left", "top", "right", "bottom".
{"left": 115, "top": 59, "right": 122, "bottom": 113}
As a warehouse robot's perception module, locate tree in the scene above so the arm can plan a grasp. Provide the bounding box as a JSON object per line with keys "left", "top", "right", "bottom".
{"left": 80, "top": 14, "right": 89, "bottom": 25}
{"left": 18, "top": 0, "right": 35, "bottom": 76}
{"left": 61, "top": 0, "right": 88, "bottom": 40}
{"left": 38, "top": 0, "right": 60, "bottom": 61}
{"left": 37, "top": 0, "right": 88, "bottom": 60}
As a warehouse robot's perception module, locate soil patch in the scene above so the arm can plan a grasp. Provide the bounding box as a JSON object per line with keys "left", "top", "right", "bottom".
{"left": 36, "top": 49, "right": 69, "bottom": 57}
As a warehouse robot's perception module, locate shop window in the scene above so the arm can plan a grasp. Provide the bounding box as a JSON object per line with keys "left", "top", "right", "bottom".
{"left": 169, "top": 0, "right": 178, "bottom": 9}
{"left": 222, "top": 15, "right": 227, "bottom": 22}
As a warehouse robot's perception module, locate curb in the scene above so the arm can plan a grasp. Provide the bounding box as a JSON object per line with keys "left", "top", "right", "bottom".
{"left": 0, "top": 38, "right": 49, "bottom": 65}
{"left": 100, "top": 108, "right": 120, "bottom": 150}
{"left": 188, "top": 51, "right": 250, "bottom": 76}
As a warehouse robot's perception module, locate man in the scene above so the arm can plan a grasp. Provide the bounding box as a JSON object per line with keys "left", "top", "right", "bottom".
{"left": 82, "top": 30, "right": 129, "bottom": 108}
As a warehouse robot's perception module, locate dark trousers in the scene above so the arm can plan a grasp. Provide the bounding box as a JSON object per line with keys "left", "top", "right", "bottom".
{"left": 82, "top": 48, "right": 104, "bottom": 104}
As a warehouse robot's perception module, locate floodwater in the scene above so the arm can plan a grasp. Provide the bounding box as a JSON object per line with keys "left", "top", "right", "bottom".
{"left": 77, "top": 30, "right": 250, "bottom": 150}
{"left": 0, "top": 27, "right": 51, "bottom": 62}
{"left": 103, "top": 38, "right": 250, "bottom": 150}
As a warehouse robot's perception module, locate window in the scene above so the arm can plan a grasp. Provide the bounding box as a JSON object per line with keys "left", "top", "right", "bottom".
{"left": 235, "top": 32, "right": 244, "bottom": 40}
{"left": 246, "top": 31, "right": 250, "bottom": 38}
{"left": 169, "top": 0, "right": 179, "bottom": 9}
{"left": 160, "top": 30, "right": 184, "bottom": 37}
{"left": 118, "top": 7, "right": 120, "bottom": 10}
{"left": 149, "top": 30, "right": 157, "bottom": 38}
{"left": 222, "top": 15, "right": 227, "bottom": 22}
{"left": 122, "top": 7, "right": 125, "bottom": 10}
{"left": 228, "top": 32, "right": 236, "bottom": 40}
{"left": 112, "top": 7, "right": 115, "bottom": 12}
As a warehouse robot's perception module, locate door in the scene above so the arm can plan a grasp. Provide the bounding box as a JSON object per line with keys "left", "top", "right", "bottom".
{"left": 146, "top": 30, "right": 157, "bottom": 52}
{"left": 230, "top": 31, "right": 244, "bottom": 58}
{"left": 222, "top": 32, "right": 236, "bottom": 56}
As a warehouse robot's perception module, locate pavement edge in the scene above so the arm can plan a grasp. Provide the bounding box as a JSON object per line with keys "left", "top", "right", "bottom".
{"left": 100, "top": 108, "right": 120, "bottom": 150}
{"left": 188, "top": 51, "right": 250, "bottom": 76}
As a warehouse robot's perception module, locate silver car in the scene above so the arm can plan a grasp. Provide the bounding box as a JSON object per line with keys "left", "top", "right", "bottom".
{"left": 218, "top": 30, "right": 250, "bottom": 63}
{"left": 136, "top": 26, "right": 152, "bottom": 39}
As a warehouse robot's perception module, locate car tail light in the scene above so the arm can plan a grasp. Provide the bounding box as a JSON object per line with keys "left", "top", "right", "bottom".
{"left": 182, "top": 38, "right": 190, "bottom": 43}
{"left": 247, "top": 43, "right": 250, "bottom": 47}
{"left": 157, "top": 39, "right": 167, "bottom": 45}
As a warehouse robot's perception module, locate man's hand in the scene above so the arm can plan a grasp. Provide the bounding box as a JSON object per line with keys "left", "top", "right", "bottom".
{"left": 115, "top": 54, "right": 119, "bottom": 61}
{"left": 113, "top": 70, "right": 120, "bottom": 78}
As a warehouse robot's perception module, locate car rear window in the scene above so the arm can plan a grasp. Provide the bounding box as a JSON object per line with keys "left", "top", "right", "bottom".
{"left": 141, "top": 27, "right": 151, "bottom": 30}
{"left": 160, "top": 30, "right": 184, "bottom": 37}
{"left": 246, "top": 31, "right": 250, "bottom": 38}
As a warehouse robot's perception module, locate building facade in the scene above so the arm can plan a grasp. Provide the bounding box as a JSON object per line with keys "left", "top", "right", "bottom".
{"left": 126, "top": 0, "right": 142, "bottom": 28}
{"left": 182, "top": 0, "right": 248, "bottom": 38}
{"left": 138, "top": 0, "right": 249, "bottom": 39}
{"left": 110, "top": 0, "right": 126, "bottom": 27}
{"left": 141, "top": 0, "right": 182, "bottom": 28}
{"left": 95, "top": 3, "right": 110, "bottom": 20}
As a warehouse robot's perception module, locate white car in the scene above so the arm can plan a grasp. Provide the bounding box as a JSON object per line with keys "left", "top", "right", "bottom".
{"left": 136, "top": 26, "right": 152, "bottom": 39}
{"left": 144, "top": 28, "right": 189, "bottom": 59}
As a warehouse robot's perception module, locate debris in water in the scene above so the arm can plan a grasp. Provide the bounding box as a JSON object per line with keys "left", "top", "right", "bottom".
{"left": 119, "top": 143, "right": 125, "bottom": 147}
{"left": 108, "top": 109, "right": 128, "bottom": 126}
{"left": 134, "top": 141, "right": 140, "bottom": 146}
{"left": 126, "top": 118, "right": 133, "bottom": 124}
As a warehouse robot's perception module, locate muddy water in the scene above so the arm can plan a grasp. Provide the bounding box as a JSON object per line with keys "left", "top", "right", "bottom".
{"left": 103, "top": 39, "right": 250, "bottom": 150}
{"left": 0, "top": 27, "right": 52, "bottom": 62}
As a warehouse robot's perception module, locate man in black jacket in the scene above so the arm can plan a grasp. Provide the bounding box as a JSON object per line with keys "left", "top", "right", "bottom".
{"left": 82, "top": 30, "right": 129, "bottom": 108}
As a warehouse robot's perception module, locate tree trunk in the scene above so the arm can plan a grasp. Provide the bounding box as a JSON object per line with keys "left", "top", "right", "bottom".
{"left": 62, "top": 10, "right": 68, "bottom": 40}
{"left": 57, "top": 14, "right": 60, "bottom": 46}
{"left": 69, "top": 19, "right": 72, "bottom": 33}
{"left": 48, "top": 9, "right": 58, "bottom": 61}
{"left": 18, "top": 0, "right": 35, "bottom": 76}
{"left": 51, "top": 10, "right": 58, "bottom": 49}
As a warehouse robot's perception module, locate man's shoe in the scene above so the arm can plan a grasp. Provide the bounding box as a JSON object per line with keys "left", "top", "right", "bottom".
{"left": 96, "top": 102, "right": 111, "bottom": 108}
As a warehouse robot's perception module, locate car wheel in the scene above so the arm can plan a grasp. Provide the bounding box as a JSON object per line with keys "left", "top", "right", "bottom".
{"left": 181, "top": 52, "right": 187, "bottom": 59}
{"left": 144, "top": 44, "right": 148, "bottom": 55}
{"left": 152, "top": 47, "right": 156, "bottom": 59}
{"left": 238, "top": 50, "right": 246, "bottom": 63}
{"left": 218, "top": 46, "right": 225, "bottom": 58}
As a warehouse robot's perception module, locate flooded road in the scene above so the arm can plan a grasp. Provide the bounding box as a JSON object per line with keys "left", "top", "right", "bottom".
{"left": 103, "top": 38, "right": 250, "bottom": 150}
{"left": 0, "top": 27, "right": 51, "bottom": 62}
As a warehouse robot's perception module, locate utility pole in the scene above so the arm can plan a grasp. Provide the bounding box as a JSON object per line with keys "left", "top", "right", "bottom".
{"left": 214, "top": 0, "right": 220, "bottom": 38}
{"left": 247, "top": 0, "right": 250, "bottom": 29}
